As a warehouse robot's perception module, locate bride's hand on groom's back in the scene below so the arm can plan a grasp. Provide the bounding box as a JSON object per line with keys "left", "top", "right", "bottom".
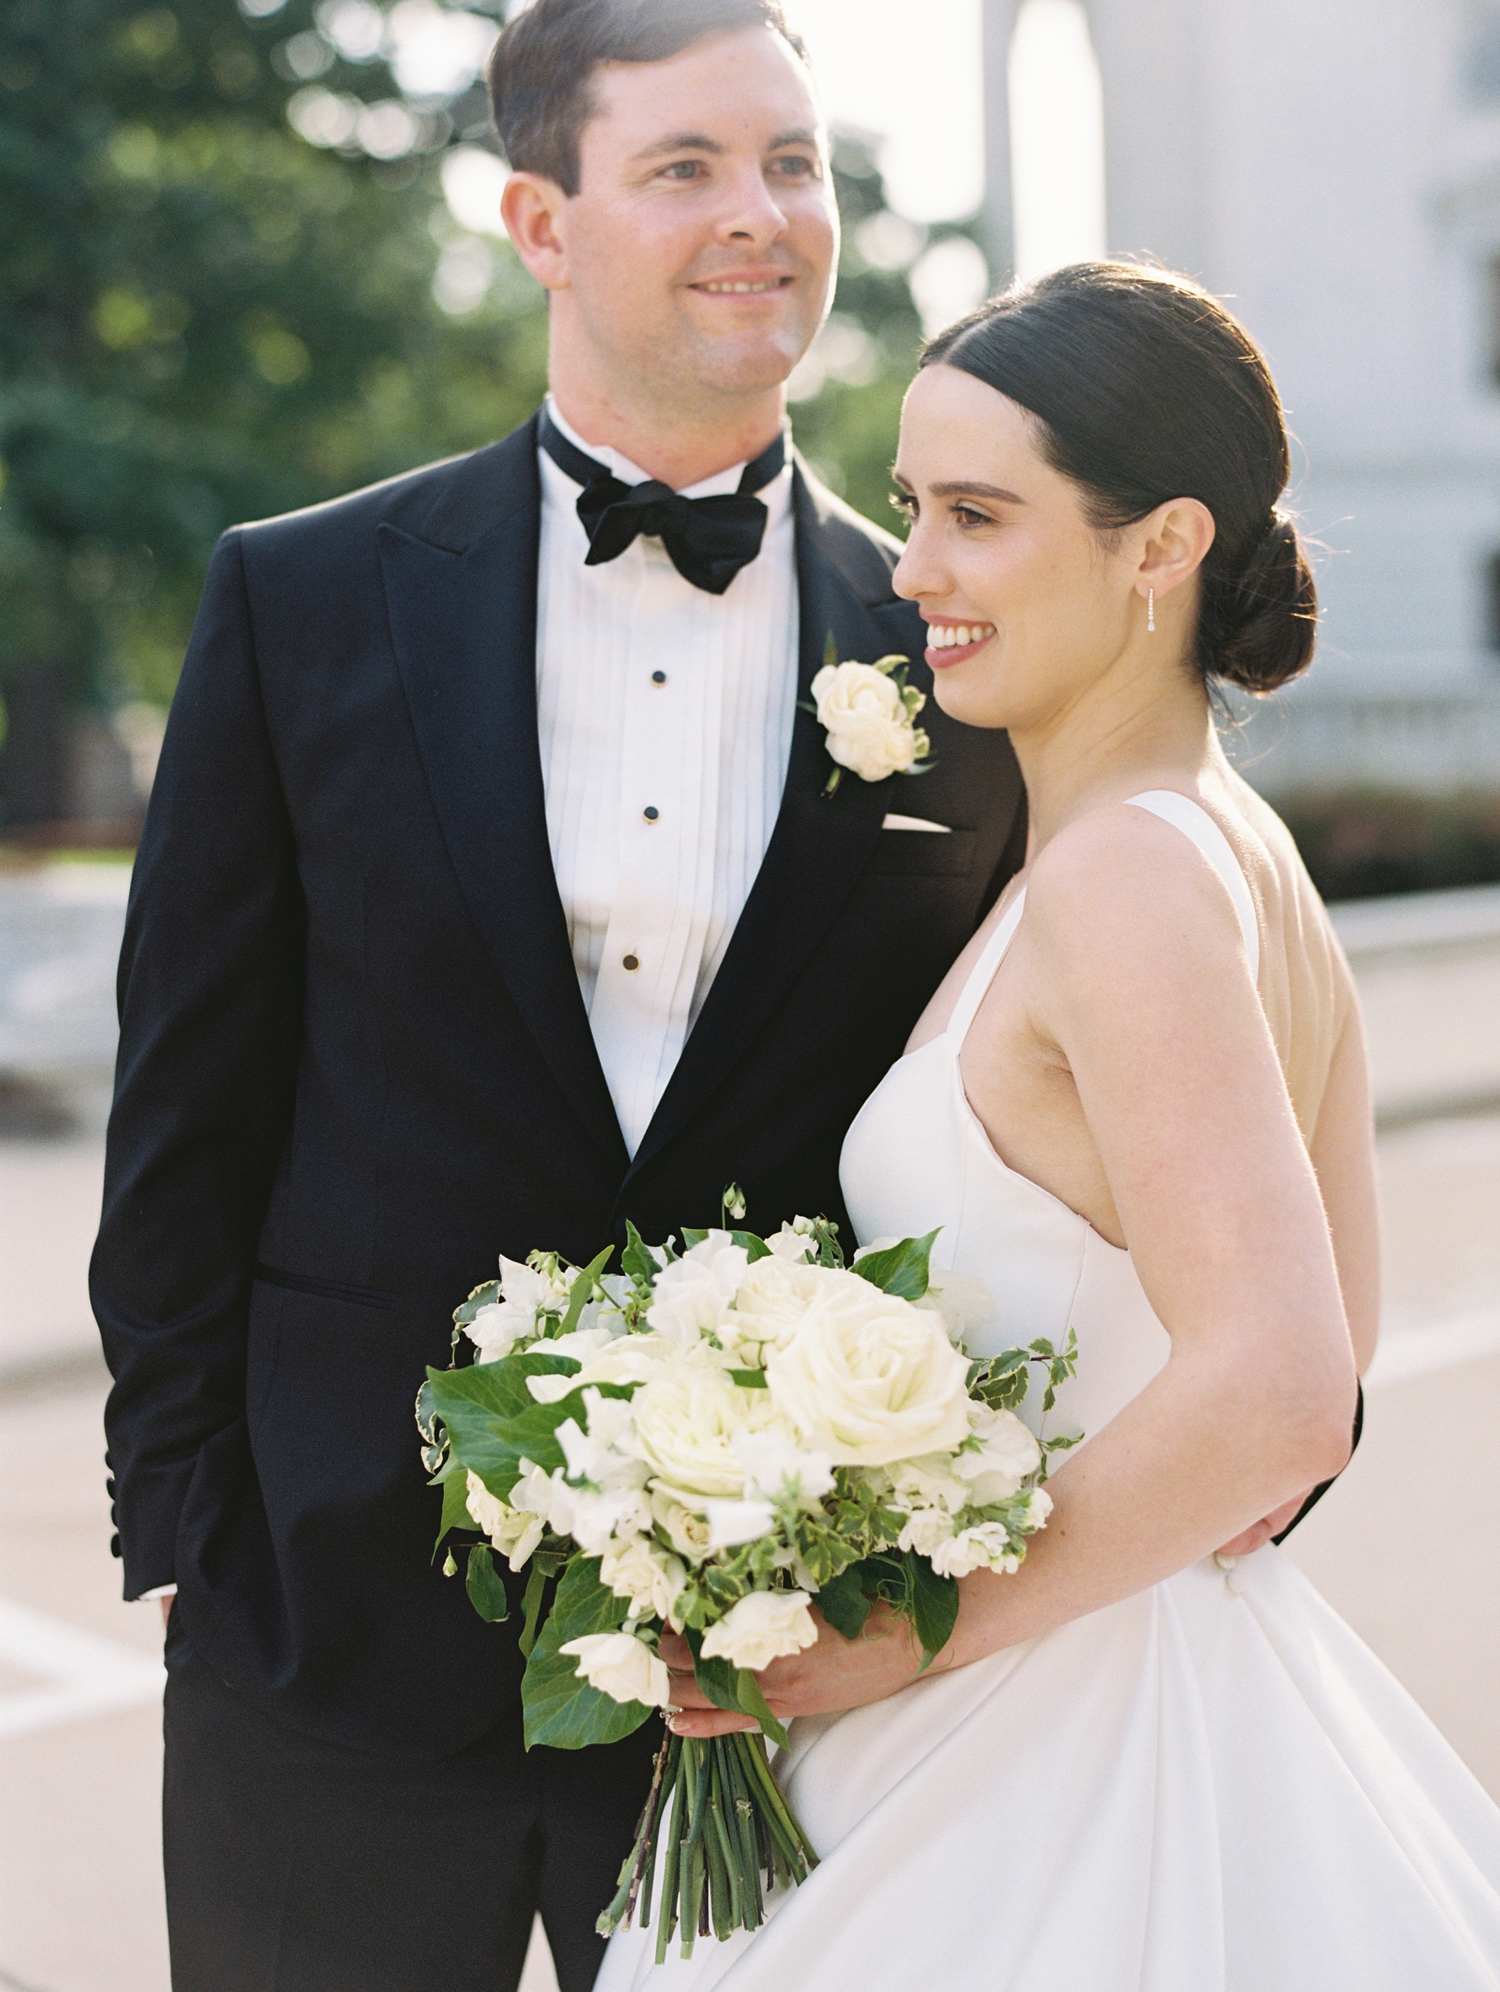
{"left": 660, "top": 1606, "right": 932, "bottom": 1738}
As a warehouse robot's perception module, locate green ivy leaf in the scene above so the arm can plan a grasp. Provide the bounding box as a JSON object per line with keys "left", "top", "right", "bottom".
{"left": 850, "top": 1229, "right": 941, "bottom": 1302}
{"left": 815, "top": 1564, "right": 872, "bottom": 1641}
{"left": 452, "top": 1279, "right": 502, "bottom": 1329}
{"left": 622, "top": 1221, "right": 660, "bottom": 1285}
{"left": 521, "top": 1559, "right": 654, "bottom": 1750}
{"left": 465, "top": 1544, "right": 511, "bottom": 1623}
{"left": 434, "top": 1462, "right": 478, "bottom": 1553}
{"left": 558, "top": 1245, "right": 614, "bottom": 1336}
{"left": 906, "top": 1551, "right": 959, "bottom": 1669}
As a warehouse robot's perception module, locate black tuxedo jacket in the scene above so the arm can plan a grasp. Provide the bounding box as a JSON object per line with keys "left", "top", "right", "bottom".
{"left": 93, "top": 413, "right": 1025, "bottom": 1756}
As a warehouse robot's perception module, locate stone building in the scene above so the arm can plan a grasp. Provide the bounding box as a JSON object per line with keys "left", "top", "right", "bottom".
{"left": 982, "top": 0, "right": 1500, "bottom": 796}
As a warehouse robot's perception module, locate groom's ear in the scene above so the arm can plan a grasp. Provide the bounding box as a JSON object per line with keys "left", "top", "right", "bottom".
{"left": 502, "top": 171, "right": 573, "bottom": 292}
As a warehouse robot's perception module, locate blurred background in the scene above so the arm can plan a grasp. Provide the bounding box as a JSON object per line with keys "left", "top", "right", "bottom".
{"left": 2, "top": 2, "right": 1498, "bottom": 1988}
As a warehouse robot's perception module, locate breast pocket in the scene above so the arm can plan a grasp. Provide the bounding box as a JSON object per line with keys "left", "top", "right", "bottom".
{"left": 866, "top": 827, "right": 978, "bottom": 878}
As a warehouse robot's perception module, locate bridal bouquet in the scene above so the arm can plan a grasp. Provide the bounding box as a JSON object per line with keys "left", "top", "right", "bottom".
{"left": 417, "top": 1193, "right": 1075, "bottom": 1962}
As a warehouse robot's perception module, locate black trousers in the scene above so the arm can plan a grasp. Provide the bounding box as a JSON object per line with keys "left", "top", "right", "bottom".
{"left": 162, "top": 1614, "right": 661, "bottom": 1992}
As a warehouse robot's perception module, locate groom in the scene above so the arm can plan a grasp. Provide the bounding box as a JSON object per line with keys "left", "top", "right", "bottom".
{"left": 91, "top": 2, "right": 1024, "bottom": 1988}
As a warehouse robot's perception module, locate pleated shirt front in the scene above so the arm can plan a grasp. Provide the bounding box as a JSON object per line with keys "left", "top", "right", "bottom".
{"left": 534, "top": 399, "right": 799, "bottom": 1158}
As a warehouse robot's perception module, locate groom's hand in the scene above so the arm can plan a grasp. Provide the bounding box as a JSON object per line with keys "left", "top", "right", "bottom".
{"left": 660, "top": 1604, "right": 931, "bottom": 1740}
{"left": 159, "top": 1597, "right": 173, "bottom": 1630}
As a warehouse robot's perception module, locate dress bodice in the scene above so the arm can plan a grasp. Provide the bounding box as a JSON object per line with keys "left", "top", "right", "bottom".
{"left": 839, "top": 792, "right": 1262, "bottom": 1449}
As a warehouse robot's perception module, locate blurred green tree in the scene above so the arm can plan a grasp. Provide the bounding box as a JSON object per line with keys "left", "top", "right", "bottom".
{"left": 0, "top": 0, "right": 973, "bottom": 827}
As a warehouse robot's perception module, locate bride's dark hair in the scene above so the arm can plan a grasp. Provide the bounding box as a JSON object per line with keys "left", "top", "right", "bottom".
{"left": 921, "top": 261, "right": 1317, "bottom": 694}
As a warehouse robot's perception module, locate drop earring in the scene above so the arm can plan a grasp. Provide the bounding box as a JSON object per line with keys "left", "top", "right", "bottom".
{"left": 1147, "top": 587, "right": 1156, "bottom": 633}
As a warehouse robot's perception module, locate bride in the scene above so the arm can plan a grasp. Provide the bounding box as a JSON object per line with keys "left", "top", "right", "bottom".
{"left": 598, "top": 262, "right": 1500, "bottom": 1989}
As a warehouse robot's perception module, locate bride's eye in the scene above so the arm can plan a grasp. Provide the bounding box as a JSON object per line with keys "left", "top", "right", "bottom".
{"left": 889, "top": 489, "right": 916, "bottom": 519}
{"left": 953, "top": 503, "right": 992, "bottom": 529}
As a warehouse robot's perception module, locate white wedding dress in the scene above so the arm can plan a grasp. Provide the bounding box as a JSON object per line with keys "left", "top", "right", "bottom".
{"left": 599, "top": 793, "right": 1500, "bottom": 1991}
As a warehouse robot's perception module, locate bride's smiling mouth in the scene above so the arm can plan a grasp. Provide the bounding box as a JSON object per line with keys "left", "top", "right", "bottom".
{"left": 924, "top": 619, "right": 997, "bottom": 668}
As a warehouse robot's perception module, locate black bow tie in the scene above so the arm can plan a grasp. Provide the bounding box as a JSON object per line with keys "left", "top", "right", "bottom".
{"left": 538, "top": 408, "right": 786, "bottom": 596}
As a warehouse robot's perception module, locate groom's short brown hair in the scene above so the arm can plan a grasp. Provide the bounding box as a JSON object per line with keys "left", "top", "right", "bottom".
{"left": 487, "top": 0, "right": 810, "bottom": 197}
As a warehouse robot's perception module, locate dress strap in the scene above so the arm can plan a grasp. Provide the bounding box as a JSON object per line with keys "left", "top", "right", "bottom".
{"left": 946, "top": 890, "right": 1028, "bottom": 1047}
{"left": 1125, "top": 791, "right": 1260, "bottom": 981}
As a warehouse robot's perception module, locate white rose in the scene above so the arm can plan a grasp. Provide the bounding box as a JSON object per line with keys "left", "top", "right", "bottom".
{"left": 724, "top": 1255, "right": 831, "bottom": 1357}
{"left": 700, "top": 1590, "right": 818, "bottom": 1671}
{"left": 955, "top": 1405, "right": 1042, "bottom": 1505}
{"left": 646, "top": 1233, "right": 749, "bottom": 1345}
{"left": 651, "top": 1486, "right": 714, "bottom": 1560}
{"left": 928, "top": 1521, "right": 1021, "bottom": 1579}
{"left": 811, "top": 660, "right": 920, "bottom": 784}
{"left": 765, "top": 1274, "right": 972, "bottom": 1466}
{"left": 630, "top": 1359, "right": 785, "bottom": 1499}
{"left": 599, "top": 1537, "right": 686, "bottom": 1624}
{"left": 558, "top": 1630, "right": 671, "bottom": 1708}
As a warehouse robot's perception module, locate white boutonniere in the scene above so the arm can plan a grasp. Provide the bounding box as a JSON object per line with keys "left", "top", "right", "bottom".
{"left": 806, "top": 635, "right": 933, "bottom": 797}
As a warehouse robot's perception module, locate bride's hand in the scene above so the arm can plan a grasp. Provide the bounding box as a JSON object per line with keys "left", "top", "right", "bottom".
{"left": 660, "top": 1604, "right": 931, "bottom": 1739}
{"left": 1213, "top": 1489, "right": 1311, "bottom": 1560}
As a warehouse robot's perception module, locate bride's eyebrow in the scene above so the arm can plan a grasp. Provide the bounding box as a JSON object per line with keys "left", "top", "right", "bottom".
{"left": 927, "top": 480, "right": 1027, "bottom": 503}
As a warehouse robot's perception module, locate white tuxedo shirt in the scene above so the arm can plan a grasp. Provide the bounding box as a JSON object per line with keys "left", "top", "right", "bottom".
{"left": 534, "top": 399, "right": 799, "bottom": 1157}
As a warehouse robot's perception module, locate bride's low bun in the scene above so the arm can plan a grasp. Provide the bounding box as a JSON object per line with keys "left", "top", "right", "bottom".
{"left": 1204, "top": 513, "right": 1317, "bottom": 694}
{"left": 923, "top": 263, "right": 1319, "bottom": 695}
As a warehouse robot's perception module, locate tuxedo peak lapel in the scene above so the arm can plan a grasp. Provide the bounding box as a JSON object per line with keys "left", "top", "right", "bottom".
{"left": 628, "top": 465, "right": 905, "bottom": 1177}
{"left": 378, "top": 421, "right": 627, "bottom": 1171}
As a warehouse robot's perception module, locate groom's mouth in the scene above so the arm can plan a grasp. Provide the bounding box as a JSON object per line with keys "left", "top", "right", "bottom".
{"left": 688, "top": 269, "right": 797, "bottom": 299}
{"left": 924, "top": 620, "right": 997, "bottom": 668}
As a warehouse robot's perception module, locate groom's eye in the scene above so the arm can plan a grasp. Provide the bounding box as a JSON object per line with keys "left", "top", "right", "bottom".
{"left": 660, "top": 160, "right": 704, "bottom": 181}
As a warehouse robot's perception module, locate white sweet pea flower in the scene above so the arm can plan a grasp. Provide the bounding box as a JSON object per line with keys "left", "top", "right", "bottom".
{"left": 1019, "top": 1486, "right": 1053, "bottom": 1530}
{"left": 732, "top": 1426, "right": 835, "bottom": 1504}
{"left": 464, "top": 1470, "right": 544, "bottom": 1570}
{"left": 646, "top": 1232, "right": 749, "bottom": 1344}
{"left": 599, "top": 1537, "right": 687, "bottom": 1624}
{"left": 572, "top": 1332, "right": 676, "bottom": 1390}
{"left": 765, "top": 1273, "right": 972, "bottom": 1466}
{"left": 916, "top": 1269, "right": 995, "bottom": 1345}
{"left": 928, "top": 1521, "right": 1022, "bottom": 1579}
{"left": 811, "top": 657, "right": 926, "bottom": 784}
{"left": 559, "top": 1630, "right": 671, "bottom": 1708}
{"left": 896, "top": 1505, "right": 958, "bottom": 1561}
{"left": 509, "top": 1458, "right": 558, "bottom": 1527}
{"left": 527, "top": 1370, "right": 582, "bottom": 1404}
{"left": 549, "top": 1480, "right": 652, "bottom": 1557}
{"left": 548, "top": 1325, "right": 614, "bottom": 1365}
{"left": 888, "top": 1457, "right": 971, "bottom": 1518}
{"left": 764, "top": 1221, "right": 817, "bottom": 1263}
{"left": 700, "top": 1590, "right": 819, "bottom": 1671}
{"left": 556, "top": 1390, "right": 644, "bottom": 1489}
{"left": 955, "top": 1404, "right": 1042, "bottom": 1504}
{"left": 703, "top": 1497, "right": 778, "bottom": 1549}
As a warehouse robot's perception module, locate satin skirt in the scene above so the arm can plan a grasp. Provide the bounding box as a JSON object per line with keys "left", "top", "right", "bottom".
{"left": 597, "top": 1548, "right": 1500, "bottom": 1991}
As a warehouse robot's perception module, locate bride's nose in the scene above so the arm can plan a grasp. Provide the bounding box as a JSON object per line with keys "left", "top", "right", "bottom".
{"left": 892, "top": 522, "right": 945, "bottom": 604}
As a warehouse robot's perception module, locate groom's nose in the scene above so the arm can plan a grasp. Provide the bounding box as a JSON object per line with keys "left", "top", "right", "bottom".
{"left": 711, "top": 161, "right": 793, "bottom": 248}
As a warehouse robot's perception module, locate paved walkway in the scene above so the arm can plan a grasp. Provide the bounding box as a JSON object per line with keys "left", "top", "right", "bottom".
{"left": 2, "top": 872, "right": 1499, "bottom": 1990}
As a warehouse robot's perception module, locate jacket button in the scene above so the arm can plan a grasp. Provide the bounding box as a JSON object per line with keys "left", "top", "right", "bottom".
{"left": 622, "top": 954, "right": 639, "bottom": 971}
{"left": 110, "top": 1533, "right": 121, "bottom": 1559}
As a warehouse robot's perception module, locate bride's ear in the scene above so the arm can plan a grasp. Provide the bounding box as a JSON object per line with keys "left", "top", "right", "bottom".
{"left": 1133, "top": 498, "right": 1216, "bottom": 606}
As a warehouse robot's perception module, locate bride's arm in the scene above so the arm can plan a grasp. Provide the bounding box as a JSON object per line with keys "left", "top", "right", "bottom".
{"left": 665, "top": 812, "right": 1362, "bottom": 1731}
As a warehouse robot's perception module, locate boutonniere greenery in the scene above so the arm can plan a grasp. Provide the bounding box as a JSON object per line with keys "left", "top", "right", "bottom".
{"left": 804, "top": 635, "right": 934, "bottom": 797}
